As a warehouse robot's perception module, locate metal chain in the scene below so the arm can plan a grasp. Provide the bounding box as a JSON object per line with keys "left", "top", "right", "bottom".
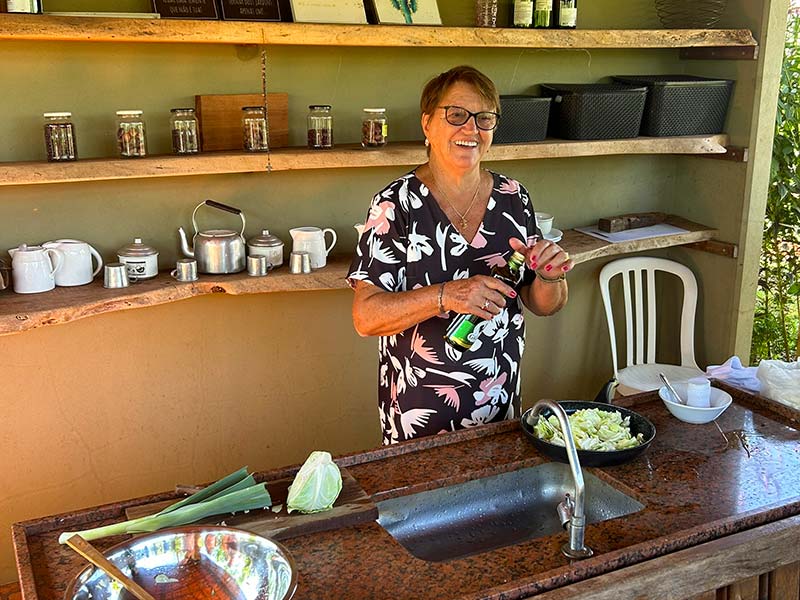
{"left": 260, "top": 46, "right": 272, "bottom": 172}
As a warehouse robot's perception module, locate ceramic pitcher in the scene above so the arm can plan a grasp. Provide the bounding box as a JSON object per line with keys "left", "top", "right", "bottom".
{"left": 8, "top": 244, "right": 64, "bottom": 294}
{"left": 289, "top": 227, "right": 337, "bottom": 269}
{"left": 43, "top": 239, "right": 103, "bottom": 286}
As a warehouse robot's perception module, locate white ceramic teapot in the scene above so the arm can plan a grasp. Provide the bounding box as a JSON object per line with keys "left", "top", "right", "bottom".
{"left": 42, "top": 239, "right": 103, "bottom": 286}
{"left": 8, "top": 244, "right": 64, "bottom": 294}
{"left": 289, "top": 227, "right": 337, "bottom": 269}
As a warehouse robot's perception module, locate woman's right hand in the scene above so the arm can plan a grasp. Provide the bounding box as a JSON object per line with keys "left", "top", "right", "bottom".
{"left": 443, "top": 275, "right": 517, "bottom": 319}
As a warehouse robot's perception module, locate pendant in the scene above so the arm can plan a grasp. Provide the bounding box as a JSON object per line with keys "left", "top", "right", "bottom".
{"left": 460, "top": 217, "right": 468, "bottom": 229}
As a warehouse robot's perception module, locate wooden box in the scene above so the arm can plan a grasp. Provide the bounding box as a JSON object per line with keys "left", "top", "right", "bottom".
{"left": 195, "top": 93, "right": 289, "bottom": 152}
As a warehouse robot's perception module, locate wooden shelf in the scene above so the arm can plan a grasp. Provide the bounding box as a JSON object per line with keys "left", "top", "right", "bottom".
{"left": 0, "top": 15, "right": 758, "bottom": 51}
{"left": 0, "top": 216, "right": 715, "bottom": 337}
{"left": 0, "top": 136, "right": 729, "bottom": 186}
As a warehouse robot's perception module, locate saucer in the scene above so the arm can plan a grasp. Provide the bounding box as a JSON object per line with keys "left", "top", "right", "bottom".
{"left": 544, "top": 228, "right": 563, "bottom": 243}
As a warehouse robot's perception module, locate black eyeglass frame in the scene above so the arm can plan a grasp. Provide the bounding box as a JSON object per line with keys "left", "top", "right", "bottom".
{"left": 438, "top": 105, "right": 500, "bottom": 131}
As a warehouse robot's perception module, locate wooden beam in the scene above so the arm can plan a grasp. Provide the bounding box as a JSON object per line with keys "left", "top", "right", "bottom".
{"left": 685, "top": 239, "right": 739, "bottom": 259}
{"left": 699, "top": 146, "right": 749, "bottom": 162}
{"left": 680, "top": 46, "right": 759, "bottom": 60}
{"left": 0, "top": 135, "right": 729, "bottom": 187}
{"left": 0, "top": 15, "right": 758, "bottom": 49}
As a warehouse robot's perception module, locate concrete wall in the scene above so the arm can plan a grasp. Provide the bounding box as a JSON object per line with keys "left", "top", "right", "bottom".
{"left": 0, "top": 0, "right": 785, "bottom": 583}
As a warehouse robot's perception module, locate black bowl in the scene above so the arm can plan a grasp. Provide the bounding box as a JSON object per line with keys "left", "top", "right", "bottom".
{"left": 520, "top": 401, "right": 655, "bottom": 467}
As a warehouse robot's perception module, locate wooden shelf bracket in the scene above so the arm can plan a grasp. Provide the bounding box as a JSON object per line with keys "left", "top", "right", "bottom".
{"left": 685, "top": 239, "right": 739, "bottom": 258}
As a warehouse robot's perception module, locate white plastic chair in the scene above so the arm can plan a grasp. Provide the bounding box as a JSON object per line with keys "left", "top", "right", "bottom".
{"left": 599, "top": 257, "right": 705, "bottom": 393}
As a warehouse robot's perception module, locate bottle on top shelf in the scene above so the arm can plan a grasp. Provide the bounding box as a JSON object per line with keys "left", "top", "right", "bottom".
{"left": 532, "top": 0, "right": 553, "bottom": 27}
{"left": 554, "top": 0, "right": 577, "bottom": 28}
{"left": 6, "top": 0, "right": 40, "bottom": 12}
{"left": 512, "top": 0, "right": 533, "bottom": 28}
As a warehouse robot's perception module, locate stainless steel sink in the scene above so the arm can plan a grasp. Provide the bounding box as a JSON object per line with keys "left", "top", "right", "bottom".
{"left": 376, "top": 462, "right": 644, "bottom": 562}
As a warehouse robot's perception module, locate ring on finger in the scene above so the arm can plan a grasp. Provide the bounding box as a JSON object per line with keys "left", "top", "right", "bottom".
{"left": 482, "top": 299, "right": 490, "bottom": 310}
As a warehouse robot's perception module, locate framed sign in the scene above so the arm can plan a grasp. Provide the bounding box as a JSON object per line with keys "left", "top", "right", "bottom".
{"left": 370, "top": 0, "right": 441, "bottom": 24}
{"left": 152, "top": 0, "right": 219, "bottom": 19}
{"left": 289, "top": 0, "right": 366, "bottom": 24}
{"left": 219, "top": 0, "right": 282, "bottom": 21}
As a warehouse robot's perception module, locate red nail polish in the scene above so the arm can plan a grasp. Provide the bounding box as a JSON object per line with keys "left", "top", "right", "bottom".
{"left": 545, "top": 264, "right": 553, "bottom": 272}
{"left": 531, "top": 262, "right": 537, "bottom": 270}
{"left": 562, "top": 265, "right": 570, "bottom": 272}
{"left": 509, "top": 290, "right": 517, "bottom": 298}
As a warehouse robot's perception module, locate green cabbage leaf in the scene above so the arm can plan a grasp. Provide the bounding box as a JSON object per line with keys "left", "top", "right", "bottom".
{"left": 533, "top": 407, "right": 643, "bottom": 451}
{"left": 286, "top": 451, "right": 343, "bottom": 514}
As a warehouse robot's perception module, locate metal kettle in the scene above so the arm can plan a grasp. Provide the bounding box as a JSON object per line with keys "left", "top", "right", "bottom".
{"left": 178, "top": 200, "right": 246, "bottom": 274}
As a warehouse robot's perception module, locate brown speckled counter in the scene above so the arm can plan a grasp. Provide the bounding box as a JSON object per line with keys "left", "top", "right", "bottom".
{"left": 13, "top": 384, "right": 800, "bottom": 600}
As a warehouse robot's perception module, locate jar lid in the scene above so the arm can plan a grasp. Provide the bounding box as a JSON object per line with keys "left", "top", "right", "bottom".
{"left": 363, "top": 108, "right": 386, "bottom": 113}
{"left": 170, "top": 107, "right": 195, "bottom": 113}
{"left": 117, "top": 237, "right": 158, "bottom": 257}
{"left": 43, "top": 112, "right": 72, "bottom": 118}
{"left": 248, "top": 229, "right": 283, "bottom": 247}
{"left": 309, "top": 104, "right": 332, "bottom": 110}
{"left": 116, "top": 110, "right": 144, "bottom": 116}
{"left": 242, "top": 106, "right": 265, "bottom": 112}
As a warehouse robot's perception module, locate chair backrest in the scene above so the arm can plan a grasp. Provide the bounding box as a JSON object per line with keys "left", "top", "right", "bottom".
{"left": 599, "top": 256, "right": 699, "bottom": 378}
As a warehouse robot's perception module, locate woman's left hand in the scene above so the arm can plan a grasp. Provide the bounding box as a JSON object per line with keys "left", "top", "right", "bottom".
{"left": 509, "top": 237, "right": 573, "bottom": 280}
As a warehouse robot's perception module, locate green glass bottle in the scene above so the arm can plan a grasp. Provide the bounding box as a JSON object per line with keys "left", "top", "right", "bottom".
{"left": 444, "top": 250, "right": 527, "bottom": 351}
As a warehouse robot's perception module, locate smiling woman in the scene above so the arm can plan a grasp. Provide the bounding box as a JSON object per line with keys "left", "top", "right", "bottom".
{"left": 346, "top": 65, "right": 575, "bottom": 445}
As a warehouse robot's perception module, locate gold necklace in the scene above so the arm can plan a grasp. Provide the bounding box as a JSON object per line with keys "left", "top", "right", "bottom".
{"left": 432, "top": 172, "right": 482, "bottom": 230}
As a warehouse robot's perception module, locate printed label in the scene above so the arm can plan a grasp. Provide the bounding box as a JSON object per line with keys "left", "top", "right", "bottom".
{"left": 559, "top": 7, "right": 577, "bottom": 26}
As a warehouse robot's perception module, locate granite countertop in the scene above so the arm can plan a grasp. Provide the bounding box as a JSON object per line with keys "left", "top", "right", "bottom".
{"left": 13, "top": 384, "right": 800, "bottom": 600}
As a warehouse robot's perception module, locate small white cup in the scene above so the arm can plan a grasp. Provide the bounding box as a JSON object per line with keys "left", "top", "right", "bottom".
{"left": 686, "top": 377, "right": 711, "bottom": 408}
{"left": 535, "top": 212, "right": 554, "bottom": 236}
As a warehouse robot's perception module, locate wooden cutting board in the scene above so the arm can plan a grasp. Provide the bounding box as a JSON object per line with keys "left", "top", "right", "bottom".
{"left": 125, "top": 467, "right": 376, "bottom": 541}
{"left": 195, "top": 93, "right": 289, "bottom": 152}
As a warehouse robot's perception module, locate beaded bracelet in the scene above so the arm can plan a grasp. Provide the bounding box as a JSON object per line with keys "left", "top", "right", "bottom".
{"left": 537, "top": 273, "right": 567, "bottom": 284}
{"left": 437, "top": 281, "right": 446, "bottom": 313}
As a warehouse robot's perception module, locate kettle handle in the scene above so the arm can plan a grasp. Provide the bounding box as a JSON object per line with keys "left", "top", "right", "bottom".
{"left": 191, "top": 199, "right": 247, "bottom": 237}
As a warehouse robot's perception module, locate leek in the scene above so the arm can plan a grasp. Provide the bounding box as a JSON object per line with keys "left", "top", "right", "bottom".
{"left": 58, "top": 467, "right": 271, "bottom": 544}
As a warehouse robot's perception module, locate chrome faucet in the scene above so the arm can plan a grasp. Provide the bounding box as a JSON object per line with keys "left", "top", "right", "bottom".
{"left": 528, "top": 399, "right": 594, "bottom": 559}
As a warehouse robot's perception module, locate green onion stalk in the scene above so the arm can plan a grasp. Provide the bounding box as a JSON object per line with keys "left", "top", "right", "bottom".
{"left": 58, "top": 467, "right": 271, "bottom": 544}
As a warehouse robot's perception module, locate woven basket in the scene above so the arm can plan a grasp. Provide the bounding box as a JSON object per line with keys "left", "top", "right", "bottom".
{"left": 654, "top": 0, "right": 727, "bottom": 28}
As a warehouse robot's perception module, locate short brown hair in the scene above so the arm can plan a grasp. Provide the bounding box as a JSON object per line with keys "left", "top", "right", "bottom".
{"left": 420, "top": 65, "right": 500, "bottom": 117}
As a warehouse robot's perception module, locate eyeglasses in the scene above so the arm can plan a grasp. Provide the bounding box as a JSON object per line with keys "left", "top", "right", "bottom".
{"left": 439, "top": 105, "right": 500, "bottom": 131}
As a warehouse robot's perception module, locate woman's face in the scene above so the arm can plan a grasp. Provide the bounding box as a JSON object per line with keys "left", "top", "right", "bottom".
{"left": 422, "top": 81, "right": 495, "bottom": 173}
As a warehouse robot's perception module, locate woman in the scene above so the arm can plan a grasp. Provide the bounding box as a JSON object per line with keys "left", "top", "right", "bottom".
{"left": 348, "top": 65, "right": 573, "bottom": 445}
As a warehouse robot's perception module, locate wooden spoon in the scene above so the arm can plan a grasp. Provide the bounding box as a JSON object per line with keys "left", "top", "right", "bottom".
{"left": 65, "top": 534, "right": 156, "bottom": 600}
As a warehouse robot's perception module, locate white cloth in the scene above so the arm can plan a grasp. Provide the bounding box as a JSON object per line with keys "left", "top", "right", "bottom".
{"left": 757, "top": 359, "right": 800, "bottom": 409}
{"left": 706, "top": 356, "right": 761, "bottom": 393}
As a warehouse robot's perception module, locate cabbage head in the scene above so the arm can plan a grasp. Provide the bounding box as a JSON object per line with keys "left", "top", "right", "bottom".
{"left": 286, "top": 451, "right": 342, "bottom": 514}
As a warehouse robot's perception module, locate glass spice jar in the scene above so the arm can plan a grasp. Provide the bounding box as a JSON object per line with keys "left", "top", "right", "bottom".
{"left": 307, "top": 104, "right": 333, "bottom": 149}
{"left": 361, "top": 108, "right": 388, "bottom": 148}
{"left": 170, "top": 108, "right": 199, "bottom": 155}
{"left": 242, "top": 106, "right": 269, "bottom": 152}
{"left": 116, "top": 110, "right": 147, "bottom": 158}
{"left": 43, "top": 112, "right": 77, "bottom": 162}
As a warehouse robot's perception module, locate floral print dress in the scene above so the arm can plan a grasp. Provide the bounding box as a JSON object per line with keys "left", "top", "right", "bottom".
{"left": 348, "top": 170, "right": 540, "bottom": 445}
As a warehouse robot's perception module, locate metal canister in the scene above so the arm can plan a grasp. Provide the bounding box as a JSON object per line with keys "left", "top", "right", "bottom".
{"left": 116, "top": 237, "right": 159, "bottom": 280}
{"left": 247, "top": 229, "right": 284, "bottom": 268}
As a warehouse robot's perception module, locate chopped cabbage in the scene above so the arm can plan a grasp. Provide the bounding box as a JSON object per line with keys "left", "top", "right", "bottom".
{"left": 533, "top": 407, "right": 644, "bottom": 451}
{"left": 286, "top": 451, "right": 343, "bottom": 514}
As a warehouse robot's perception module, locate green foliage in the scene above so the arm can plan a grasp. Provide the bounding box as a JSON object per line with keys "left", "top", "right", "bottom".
{"left": 752, "top": 13, "right": 800, "bottom": 363}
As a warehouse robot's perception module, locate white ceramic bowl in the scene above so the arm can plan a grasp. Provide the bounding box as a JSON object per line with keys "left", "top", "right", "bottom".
{"left": 658, "top": 383, "right": 732, "bottom": 424}
{"left": 535, "top": 212, "right": 554, "bottom": 235}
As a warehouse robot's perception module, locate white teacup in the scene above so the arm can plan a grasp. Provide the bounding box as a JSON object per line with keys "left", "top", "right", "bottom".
{"left": 535, "top": 212, "right": 554, "bottom": 236}
{"left": 289, "top": 226, "right": 337, "bottom": 269}
{"left": 43, "top": 239, "right": 103, "bottom": 286}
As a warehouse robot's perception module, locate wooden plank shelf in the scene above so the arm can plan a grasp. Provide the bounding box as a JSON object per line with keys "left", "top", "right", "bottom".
{"left": 0, "top": 136, "right": 729, "bottom": 187}
{"left": 0, "top": 15, "right": 758, "bottom": 51}
{"left": 0, "top": 216, "right": 715, "bottom": 337}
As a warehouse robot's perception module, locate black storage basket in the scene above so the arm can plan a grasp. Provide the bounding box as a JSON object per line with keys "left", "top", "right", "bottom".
{"left": 612, "top": 75, "right": 734, "bottom": 137}
{"left": 494, "top": 95, "right": 552, "bottom": 144}
{"left": 540, "top": 83, "right": 648, "bottom": 140}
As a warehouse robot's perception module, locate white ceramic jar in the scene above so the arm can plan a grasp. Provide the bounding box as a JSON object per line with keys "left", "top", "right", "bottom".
{"left": 116, "top": 237, "right": 159, "bottom": 280}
